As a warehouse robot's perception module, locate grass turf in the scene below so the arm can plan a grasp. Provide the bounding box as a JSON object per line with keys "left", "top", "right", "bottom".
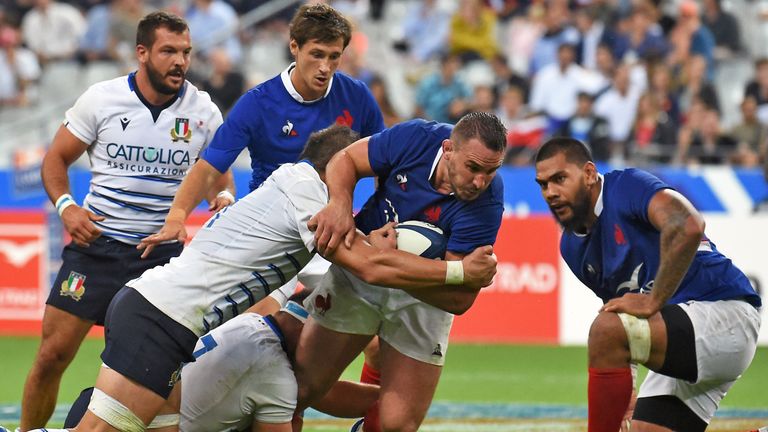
{"left": 2, "top": 337, "right": 766, "bottom": 431}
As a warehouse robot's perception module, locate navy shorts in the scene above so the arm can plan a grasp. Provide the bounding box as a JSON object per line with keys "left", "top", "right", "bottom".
{"left": 101, "top": 287, "right": 198, "bottom": 399}
{"left": 47, "top": 236, "right": 182, "bottom": 325}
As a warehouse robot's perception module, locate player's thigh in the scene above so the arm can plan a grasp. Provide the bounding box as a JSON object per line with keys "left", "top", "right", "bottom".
{"left": 377, "top": 339, "right": 442, "bottom": 429}
{"left": 294, "top": 318, "right": 372, "bottom": 402}
{"left": 37, "top": 305, "right": 93, "bottom": 365}
{"left": 77, "top": 366, "right": 167, "bottom": 431}
{"left": 588, "top": 309, "right": 667, "bottom": 370}
{"left": 251, "top": 421, "right": 292, "bottom": 432}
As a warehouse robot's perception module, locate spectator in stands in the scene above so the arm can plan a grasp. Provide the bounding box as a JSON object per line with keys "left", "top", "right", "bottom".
{"left": 628, "top": 92, "right": 678, "bottom": 164}
{"left": 498, "top": 84, "right": 547, "bottom": 165}
{"left": 368, "top": 74, "right": 400, "bottom": 128}
{"left": 573, "top": 6, "right": 607, "bottom": 70}
{"left": 448, "top": 0, "right": 499, "bottom": 62}
{"left": 414, "top": 53, "right": 472, "bottom": 123}
{"left": 702, "top": 0, "right": 741, "bottom": 59}
{"left": 529, "top": 0, "right": 579, "bottom": 74}
{"left": 611, "top": 4, "right": 669, "bottom": 63}
{"left": 678, "top": 107, "right": 737, "bottom": 164}
{"left": 594, "top": 63, "right": 645, "bottom": 159}
{"left": 0, "top": 18, "right": 40, "bottom": 106}
{"left": 669, "top": 0, "right": 715, "bottom": 81}
{"left": 338, "top": 31, "right": 374, "bottom": 87}
{"left": 186, "top": 0, "right": 241, "bottom": 63}
{"left": 470, "top": 84, "right": 496, "bottom": 113}
{"left": 502, "top": 2, "right": 544, "bottom": 75}
{"left": 530, "top": 43, "right": 602, "bottom": 135}
{"left": 556, "top": 91, "right": 611, "bottom": 161}
{"left": 676, "top": 54, "right": 720, "bottom": 115}
{"left": 394, "top": 0, "right": 450, "bottom": 63}
{"left": 647, "top": 62, "right": 681, "bottom": 125}
{"left": 108, "top": 0, "right": 145, "bottom": 67}
{"left": 77, "top": 2, "right": 111, "bottom": 63}
{"left": 593, "top": 43, "right": 616, "bottom": 95}
{"left": 744, "top": 58, "right": 768, "bottom": 124}
{"left": 728, "top": 96, "right": 767, "bottom": 167}
{"left": 199, "top": 47, "right": 245, "bottom": 114}
{"left": 21, "top": 0, "right": 86, "bottom": 64}
{"left": 489, "top": 53, "right": 529, "bottom": 102}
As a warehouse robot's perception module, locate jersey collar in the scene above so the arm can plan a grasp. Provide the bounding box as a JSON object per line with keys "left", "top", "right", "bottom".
{"left": 280, "top": 62, "right": 334, "bottom": 104}
{"left": 594, "top": 173, "right": 605, "bottom": 217}
{"left": 127, "top": 72, "right": 185, "bottom": 122}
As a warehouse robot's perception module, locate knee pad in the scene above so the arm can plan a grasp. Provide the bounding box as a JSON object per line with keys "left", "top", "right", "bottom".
{"left": 148, "top": 414, "right": 180, "bottom": 429}
{"left": 88, "top": 388, "right": 147, "bottom": 432}
{"left": 617, "top": 312, "right": 651, "bottom": 364}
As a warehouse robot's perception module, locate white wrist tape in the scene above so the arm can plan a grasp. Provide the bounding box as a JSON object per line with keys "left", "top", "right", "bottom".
{"left": 445, "top": 261, "right": 464, "bottom": 285}
{"left": 55, "top": 193, "right": 76, "bottom": 217}
{"left": 216, "top": 190, "right": 235, "bottom": 202}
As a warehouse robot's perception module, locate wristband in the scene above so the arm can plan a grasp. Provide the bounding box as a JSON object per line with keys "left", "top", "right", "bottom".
{"left": 216, "top": 190, "right": 235, "bottom": 202}
{"left": 445, "top": 260, "right": 464, "bottom": 285}
{"left": 55, "top": 194, "right": 76, "bottom": 217}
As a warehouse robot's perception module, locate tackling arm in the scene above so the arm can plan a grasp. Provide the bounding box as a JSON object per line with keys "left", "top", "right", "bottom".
{"left": 323, "top": 234, "right": 495, "bottom": 314}
{"left": 309, "top": 137, "right": 375, "bottom": 253}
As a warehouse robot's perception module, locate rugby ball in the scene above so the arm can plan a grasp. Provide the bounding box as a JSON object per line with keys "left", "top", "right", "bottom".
{"left": 395, "top": 220, "right": 446, "bottom": 260}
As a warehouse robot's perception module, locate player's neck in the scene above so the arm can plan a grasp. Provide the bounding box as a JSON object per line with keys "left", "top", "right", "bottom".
{"left": 134, "top": 70, "right": 176, "bottom": 106}
{"left": 583, "top": 176, "right": 603, "bottom": 232}
{"left": 431, "top": 159, "right": 452, "bottom": 194}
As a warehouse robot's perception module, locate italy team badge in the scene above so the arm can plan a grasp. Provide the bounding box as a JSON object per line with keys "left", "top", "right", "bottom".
{"left": 170, "top": 118, "right": 192, "bottom": 142}
{"left": 60, "top": 271, "right": 86, "bottom": 301}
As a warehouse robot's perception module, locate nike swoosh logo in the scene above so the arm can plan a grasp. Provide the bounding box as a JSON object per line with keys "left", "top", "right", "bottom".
{"left": 0, "top": 239, "right": 42, "bottom": 267}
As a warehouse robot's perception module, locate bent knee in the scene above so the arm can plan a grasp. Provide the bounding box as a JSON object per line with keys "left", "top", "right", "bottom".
{"left": 588, "top": 312, "right": 631, "bottom": 365}
{"left": 35, "top": 342, "right": 79, "bottom": 371}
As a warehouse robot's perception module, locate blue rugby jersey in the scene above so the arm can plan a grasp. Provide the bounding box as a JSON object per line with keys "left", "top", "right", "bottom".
{"left": 354, "top": 119, "right": 504, "bottom": 255}
{"left": 560, "top": 168, "right": 761, "bottom": 306}
{"left": 202, "top": 64, "right": 385, "bottom": 191}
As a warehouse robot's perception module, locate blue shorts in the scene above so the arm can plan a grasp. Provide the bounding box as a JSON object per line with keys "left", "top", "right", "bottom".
{"left": 47, "top": 236, "right": 182, "bottom": 325}
{"left": 101, "top": 287, "right": 198, "bottom": 399}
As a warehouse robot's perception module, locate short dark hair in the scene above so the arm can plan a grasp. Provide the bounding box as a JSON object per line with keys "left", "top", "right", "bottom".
{"left": 535, "top": 137, "right": 594, "bottom": 165}
{"left": 136, "top": 11, "right": 188, "bottom": 48}
{"left": 451, "top": 112, "right": 507, "bottom": 153}
{"left": 289, "top": 3, "right": 352, "bottom": 49}
{"left": 299, "top": 124, "right": 360, "bottom": 172}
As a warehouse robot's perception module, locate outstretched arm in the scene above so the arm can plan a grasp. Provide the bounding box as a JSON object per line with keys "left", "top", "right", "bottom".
{"left": 602, "top": 189, "right": 704, "bottom": 317}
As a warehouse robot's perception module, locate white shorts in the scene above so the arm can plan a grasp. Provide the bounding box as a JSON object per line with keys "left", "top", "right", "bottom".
{"left": 180, "top": 313, "right": 296, "bottom": 431}
{"left": 269, "top": 254, "right": 332, "bottom": 305}
{"left": 638, "top": 300, "right": 762, "bottom": 423}
{"left": 306, "top": 264, "right": 454, "bottom": 366}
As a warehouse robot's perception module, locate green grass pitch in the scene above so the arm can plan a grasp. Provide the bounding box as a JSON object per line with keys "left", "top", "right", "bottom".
{"left": 2, "top": 337, "right": 766, "bottom": 431}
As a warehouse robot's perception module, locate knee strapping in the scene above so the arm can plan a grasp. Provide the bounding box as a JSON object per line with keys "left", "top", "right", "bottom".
{"left": 617, "top": 312, "right": 651, "bottom": 363}
{"left": 148, "top": 414, "right": 180, "bottom": 429}
{"left": 88, "top": 388, "right": 147, "bottom": 432}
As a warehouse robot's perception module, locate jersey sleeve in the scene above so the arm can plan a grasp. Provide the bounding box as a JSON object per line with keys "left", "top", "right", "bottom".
{"left": 201, "top": 92, "right": 256, "bottom": 173}
{"left": 613, "top": 169, "right": 671, "bottom": 224}
{"left": 290, "top": 176, "right": 329, "bottom": 252}
{"left": 447, "top": 179, "right": 505, "bottom": 254}
{"left": 359, "top": 83, "right": 385, "bottom": 137}
{"left": 64, "top": 85, "right": 101, "bottom": 145}
{"left": 367, "top": 119, "right": 428, "bottom": 178}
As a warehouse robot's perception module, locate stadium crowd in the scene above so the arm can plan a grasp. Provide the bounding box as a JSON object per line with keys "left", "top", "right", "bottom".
{"left": 1, "top": 0, "right": 768, "bottom": 173}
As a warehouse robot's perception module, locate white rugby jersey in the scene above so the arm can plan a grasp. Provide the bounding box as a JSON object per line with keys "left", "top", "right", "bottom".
{"left": 128, "top": 162, "right": 323, "bottom": 335}
{"left": 180, "top": 313, "right": 297, "bottom": 431}
{"left": 64, "top": 73, "right": 222, "bottom": 244}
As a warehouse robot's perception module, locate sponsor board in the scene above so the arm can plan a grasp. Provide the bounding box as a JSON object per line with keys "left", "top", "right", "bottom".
{"left": 451, "top": 216, "right": 561, "bottom": 343}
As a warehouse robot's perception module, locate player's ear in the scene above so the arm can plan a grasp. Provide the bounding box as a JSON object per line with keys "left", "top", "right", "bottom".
{"left": 583, "top": 161, "right": 598, "bottom": 186}
{"left": 442, "top": 139, "right": 454, "bottom": 158}
{"left": 289, "top": 39, "right": 299, "bottom": 58}
{"left": 136, "top": 44, "right": 148, "bottom": 62}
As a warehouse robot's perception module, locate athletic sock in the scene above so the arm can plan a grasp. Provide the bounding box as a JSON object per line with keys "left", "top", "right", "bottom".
{"left": 588, "top": 367, "right": 633, "bottom": 432}
{"left": 360, "top": 363, "right": 381, "bottom": 432}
